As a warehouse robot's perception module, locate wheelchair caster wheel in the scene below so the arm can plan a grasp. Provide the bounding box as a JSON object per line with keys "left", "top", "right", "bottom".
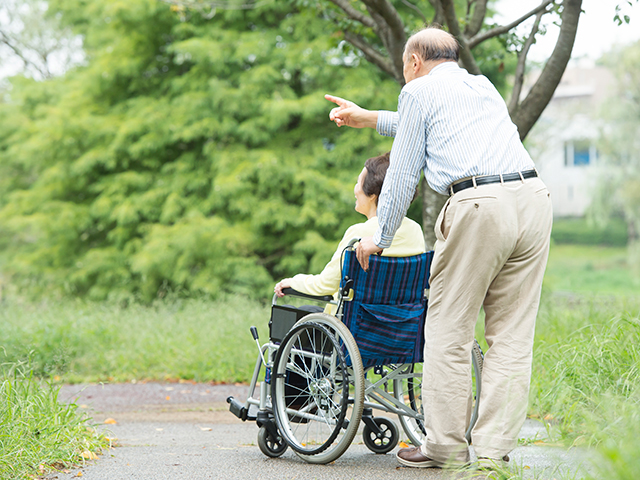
{"left": 363, "top": 417, "right": 399, "bottom": 454}
{"left": 257, "top": 425, "right": 288, "bottom": 458}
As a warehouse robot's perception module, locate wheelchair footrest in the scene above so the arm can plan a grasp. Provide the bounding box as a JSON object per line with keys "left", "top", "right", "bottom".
{"left": 227, "top": 396, "right": 248, "bottom": 421}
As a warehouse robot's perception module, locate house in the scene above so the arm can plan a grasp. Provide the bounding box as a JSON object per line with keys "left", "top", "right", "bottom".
{"left": 525, "top": 66, "right": 615, "bottom": 217}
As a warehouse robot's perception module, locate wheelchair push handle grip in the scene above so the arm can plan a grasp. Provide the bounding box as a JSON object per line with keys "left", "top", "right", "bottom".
{"left": 347, "top": 237, "right": 361, "bottom": 248}
{"left": 281, "top": 287, "right": 334, "bottom": 302}
{"left": 249, "top": 326, "right": 259, "bottom": 341}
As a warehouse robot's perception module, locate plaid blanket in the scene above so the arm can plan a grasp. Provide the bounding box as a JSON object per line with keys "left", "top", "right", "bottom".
{"left": 340, "top": 249, "right": 434, "bottom": 368}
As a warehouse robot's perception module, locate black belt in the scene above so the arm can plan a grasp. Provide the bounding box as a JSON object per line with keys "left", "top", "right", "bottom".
{"left": 449, "top": 169, "right": 538, "bottom": 196}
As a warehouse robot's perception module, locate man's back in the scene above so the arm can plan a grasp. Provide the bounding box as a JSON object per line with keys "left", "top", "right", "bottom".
{"left": 399, "top": 62, "right": 534, "bottom": 194}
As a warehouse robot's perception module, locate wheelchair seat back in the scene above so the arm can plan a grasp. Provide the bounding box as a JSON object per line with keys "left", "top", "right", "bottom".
{"left": 340, "top": 249, "right": 434, "bottom": 368}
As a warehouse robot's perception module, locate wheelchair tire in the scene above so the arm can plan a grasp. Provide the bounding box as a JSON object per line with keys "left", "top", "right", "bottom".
{"left": 257, "top": 425, "right": 288, "bottom": 458}
{"left": 363, "top": 417, "right": 399, "bottom": 454}
{"left": 271, "top": 314, "right": 364, "bottom": 464}
{"left": 393, "top": 339, "right": 484, "bottom": 446}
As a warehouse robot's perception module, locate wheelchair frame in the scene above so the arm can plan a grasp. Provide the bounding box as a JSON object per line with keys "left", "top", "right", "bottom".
{"left": 228, "top": 244, "right": 484, "bottom": 464}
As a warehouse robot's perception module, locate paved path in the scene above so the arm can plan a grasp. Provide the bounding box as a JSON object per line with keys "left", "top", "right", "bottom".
{"left": 48, "top": 382, "right": 589, "bottom": 480}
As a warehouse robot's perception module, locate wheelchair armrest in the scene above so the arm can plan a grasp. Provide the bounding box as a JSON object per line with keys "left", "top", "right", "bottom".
{"left": 281, "top": 288, "right": 334, "bottom": 303}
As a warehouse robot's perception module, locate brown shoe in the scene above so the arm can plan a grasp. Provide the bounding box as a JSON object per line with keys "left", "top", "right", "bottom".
{"left": 396, "top": 446, "right": 443, "bottom": 468}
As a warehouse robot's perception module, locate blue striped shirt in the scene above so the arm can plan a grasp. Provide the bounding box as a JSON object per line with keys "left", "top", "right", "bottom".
{"left": 374, "top": 62, "right": 535, "bottom": 249}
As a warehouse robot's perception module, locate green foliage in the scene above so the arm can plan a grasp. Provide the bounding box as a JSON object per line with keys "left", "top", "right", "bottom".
{"left": 0, "top": 362, "right": 108, "bottom": 479}
{"left": 551, "top": 217, "right": 628, "bottom": 247}
{"left": 593, "top": 41, "right": 640, "bottom": 278}
{"left": 0, "top": 0, "right": 397, "bottom": 301}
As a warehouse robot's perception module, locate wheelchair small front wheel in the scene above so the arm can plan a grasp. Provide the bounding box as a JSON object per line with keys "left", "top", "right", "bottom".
{"left": 363, "top": 417, "right": 399, "bottom": 454}
{"left": 257, "top": 425, "right": 288, "bottom": 458}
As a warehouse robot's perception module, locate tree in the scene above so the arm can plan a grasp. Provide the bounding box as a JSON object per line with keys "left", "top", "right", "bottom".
{"left": 0, "top": 0, "right": 83, "bottom": 79}
{"left": 274, "top": 0, "right": 583, "bottom": 247}
{"left": 0, "top": 0, "right": 406, "bottom": 301}
{"left": 593, "top": 40, "right": 640, "bottom": 279}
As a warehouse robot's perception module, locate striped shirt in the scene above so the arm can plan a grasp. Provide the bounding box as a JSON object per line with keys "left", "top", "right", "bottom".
{"left": 374, "top": 61, "right": 535, "bottom": 249}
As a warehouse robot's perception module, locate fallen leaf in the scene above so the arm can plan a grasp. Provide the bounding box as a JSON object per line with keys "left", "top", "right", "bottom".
{"left": 165, "top": 387, "right": 174, "bottom": 391}
{"left": 543, "top": 414, "right": 554, "bottom": 420}
{"left": 76, "top": 472, "right": 83, "bottom": 477}
{"left": 398, "top": 441, "right": 409, "bottom": 448}
{"left": 79, "top": 404, "right": 88, "bottom": 409}
{"left": 81, "top": 451, "right": 98, "bottom": 460}
{"left": 200, "top": 427, "right": 212, "bottom": 431}
{"left": 38, "top": 465, "right": 45, "bottom": 473}
{"left": 165, "top": 396, "right": 171, "bottom": 401}
{"left": 156, "top": 428, "right": 164, "bottom": 431}
{"left": 53, "top": 375, "right": 61, "bottom": 382}
{"left": 104, "top": 418, "right": 117, "bottom": 425}
{"left": 524, "top": 465, "right": 531, "bottom": 469}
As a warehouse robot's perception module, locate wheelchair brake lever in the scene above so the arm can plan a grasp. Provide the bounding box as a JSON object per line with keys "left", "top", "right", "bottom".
{"left": 250, "top": 326, "right": 267, "bottom": 367}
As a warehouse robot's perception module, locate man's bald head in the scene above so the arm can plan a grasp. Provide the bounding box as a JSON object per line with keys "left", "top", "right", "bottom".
{"left": 404, "top": 27, "right": 459, "bottom": 64}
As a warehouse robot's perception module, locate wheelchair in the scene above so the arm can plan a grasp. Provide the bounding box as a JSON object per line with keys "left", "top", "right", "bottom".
{"left": 228, "top": 240, "right": 484, "bottom": 464}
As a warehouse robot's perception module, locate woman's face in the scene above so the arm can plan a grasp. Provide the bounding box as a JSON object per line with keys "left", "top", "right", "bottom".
{"left": 354, "top": 167, "right": 376, "bottom": 216}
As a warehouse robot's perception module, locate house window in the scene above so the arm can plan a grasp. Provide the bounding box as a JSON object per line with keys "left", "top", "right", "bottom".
{"left": 564, "top": 139, "right": 596, "bottom": 167}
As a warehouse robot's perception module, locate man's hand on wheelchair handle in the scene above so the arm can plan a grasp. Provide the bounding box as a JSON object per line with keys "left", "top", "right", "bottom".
{"left": 274, "top": 278, "right": 292, "bottom": 297}
{"left": 356, "top": 237, "right": 383, "bottom": 272}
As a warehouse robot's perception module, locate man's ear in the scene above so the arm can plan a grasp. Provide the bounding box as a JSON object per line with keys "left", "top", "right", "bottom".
{"left": 411, "top": 53, "right": 422, "bottom": 73}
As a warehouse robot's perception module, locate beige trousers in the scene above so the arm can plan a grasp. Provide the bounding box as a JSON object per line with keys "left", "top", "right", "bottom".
{"left": 420, "top": 177, "right": 552, "bottom": 464}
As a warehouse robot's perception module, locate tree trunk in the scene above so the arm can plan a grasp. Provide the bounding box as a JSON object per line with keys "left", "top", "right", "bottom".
{"left": 421, "top": 179, "right": 448, "bottom": 250}
{"left": 511, "top": 0, "right": 582, "bottom": 140}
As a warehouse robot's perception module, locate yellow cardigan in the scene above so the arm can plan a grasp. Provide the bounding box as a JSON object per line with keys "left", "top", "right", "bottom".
{"left": 289, "top": 216, "right": 426, "bottom": 297}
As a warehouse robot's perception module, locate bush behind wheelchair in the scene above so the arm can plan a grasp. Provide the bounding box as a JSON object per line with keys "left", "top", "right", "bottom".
{"left": 228, "top": 240, "right": 484, "bottom": 464}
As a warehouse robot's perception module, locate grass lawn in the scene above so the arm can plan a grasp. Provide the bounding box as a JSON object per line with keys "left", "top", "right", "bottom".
{"left": 544, "top": 244, "right": 640, "bottom": 296}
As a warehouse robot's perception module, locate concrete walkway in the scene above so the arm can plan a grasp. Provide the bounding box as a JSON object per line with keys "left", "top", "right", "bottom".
{"left": 48, "top": 382, "right": 590, "bottom": 480}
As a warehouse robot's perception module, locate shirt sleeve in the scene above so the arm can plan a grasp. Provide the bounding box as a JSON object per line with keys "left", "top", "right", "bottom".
{"left": 289, "top": 224, "right": 362, "bottom": 296}
{"left": 376, "top": 110, "right": 399, "bottom": 137}
{"left": 374, "top": 92, "right": 426, "bottom": 249}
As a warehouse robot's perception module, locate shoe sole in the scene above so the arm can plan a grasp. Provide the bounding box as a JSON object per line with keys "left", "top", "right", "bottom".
{"left": 396, "top": 454, "right": 442, "bottom": 469}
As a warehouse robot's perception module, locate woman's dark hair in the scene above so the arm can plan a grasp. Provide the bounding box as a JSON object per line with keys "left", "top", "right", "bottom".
{"left": 363, "top": 152, "right": 390, "bottom": 204}
{"left": 363, "top": 152, "right": 419, "bottom": 206}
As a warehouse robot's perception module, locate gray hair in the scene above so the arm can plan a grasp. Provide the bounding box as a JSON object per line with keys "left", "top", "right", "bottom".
{"left": 404, "top": 27, "right": 459, "bottom": 62}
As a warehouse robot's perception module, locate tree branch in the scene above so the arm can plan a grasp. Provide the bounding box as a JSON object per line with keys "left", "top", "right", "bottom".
{"left": 326, "top": 0, "right": 377, "bottom": 29}
{"left": 401, "top": 0, "right": 427, "bottom": 24}
{"left": 0, "top": 31, "right": 49, "bottom": 78}
{"left": 361, "top": 0, "right": 407, "bottom": 83}
{"left": 468, "top": 0, "right": 555, "bottom": 49}
{"left": 508, "top": 9, "right": 544, "bottom": 114}
{"left": 440, "top": 0, "right": 481, "bottom": 75}
{"left": 512, "top": 0, "right": 583, "bottom": 140}
{"left": 428, "top": 0, "right": 445, "bottom": 25}
{"left": 343, "top": 31, "right": 400, "bottom": 82}
{"left": 465, "top": 0, "right": 487, "bottom": 38}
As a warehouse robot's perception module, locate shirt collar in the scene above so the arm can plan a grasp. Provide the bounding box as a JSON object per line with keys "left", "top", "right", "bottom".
{"left": 428, "top": 61, "right": 460, "bottom": 76}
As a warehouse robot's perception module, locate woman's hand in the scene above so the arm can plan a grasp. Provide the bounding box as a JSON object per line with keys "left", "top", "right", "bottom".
{"left": 274, "top": 278, "right": 293, "bottom": 297}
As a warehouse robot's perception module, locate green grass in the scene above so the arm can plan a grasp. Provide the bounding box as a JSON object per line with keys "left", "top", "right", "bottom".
{"left": 544, "top": 244, "right": 639, "bottom": 296}
{"left": 0, "top": 363, "right": 108, "bottom": 479}
{"left": 0, "top": 295, "right": 270, "bottom": 384}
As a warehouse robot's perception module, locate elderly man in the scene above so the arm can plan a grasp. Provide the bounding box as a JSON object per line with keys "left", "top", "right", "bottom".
{"left": 326, "top": 27, "right": 552, "bottom": 469}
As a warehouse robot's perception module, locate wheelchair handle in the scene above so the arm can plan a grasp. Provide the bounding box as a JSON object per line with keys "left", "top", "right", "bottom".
{"left": 280, "top": 288, "right": 334, "bottom": 303}
{"left": 347, "top": 237, "right": 361, "bottom": 248}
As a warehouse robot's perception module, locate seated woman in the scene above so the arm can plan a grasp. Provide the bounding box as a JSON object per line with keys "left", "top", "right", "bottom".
{"left": 274, "top": 152, "right": 425, "bottom": 301}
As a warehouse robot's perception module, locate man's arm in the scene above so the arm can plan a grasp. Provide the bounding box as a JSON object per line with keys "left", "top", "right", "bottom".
{"left": 374, "top": 92, "right": 425, "bottom": 250}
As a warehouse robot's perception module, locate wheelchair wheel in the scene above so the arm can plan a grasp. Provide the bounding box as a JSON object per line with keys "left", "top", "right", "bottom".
{"left": 363, "top": 417, "right": 399, "bottom": 454}
{"left": 257, "top": 425, "right": 288, "bottom": 458}
{"left": 393, "top": 340, "right": 484, "bottom": 445}
{"left": 271, "top": 314, "right": 364, "bottom": 464}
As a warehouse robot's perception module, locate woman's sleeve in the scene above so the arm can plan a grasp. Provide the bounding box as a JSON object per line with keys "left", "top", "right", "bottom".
{"left": 289, "top": 224, "right": 362, "bottom": 296}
